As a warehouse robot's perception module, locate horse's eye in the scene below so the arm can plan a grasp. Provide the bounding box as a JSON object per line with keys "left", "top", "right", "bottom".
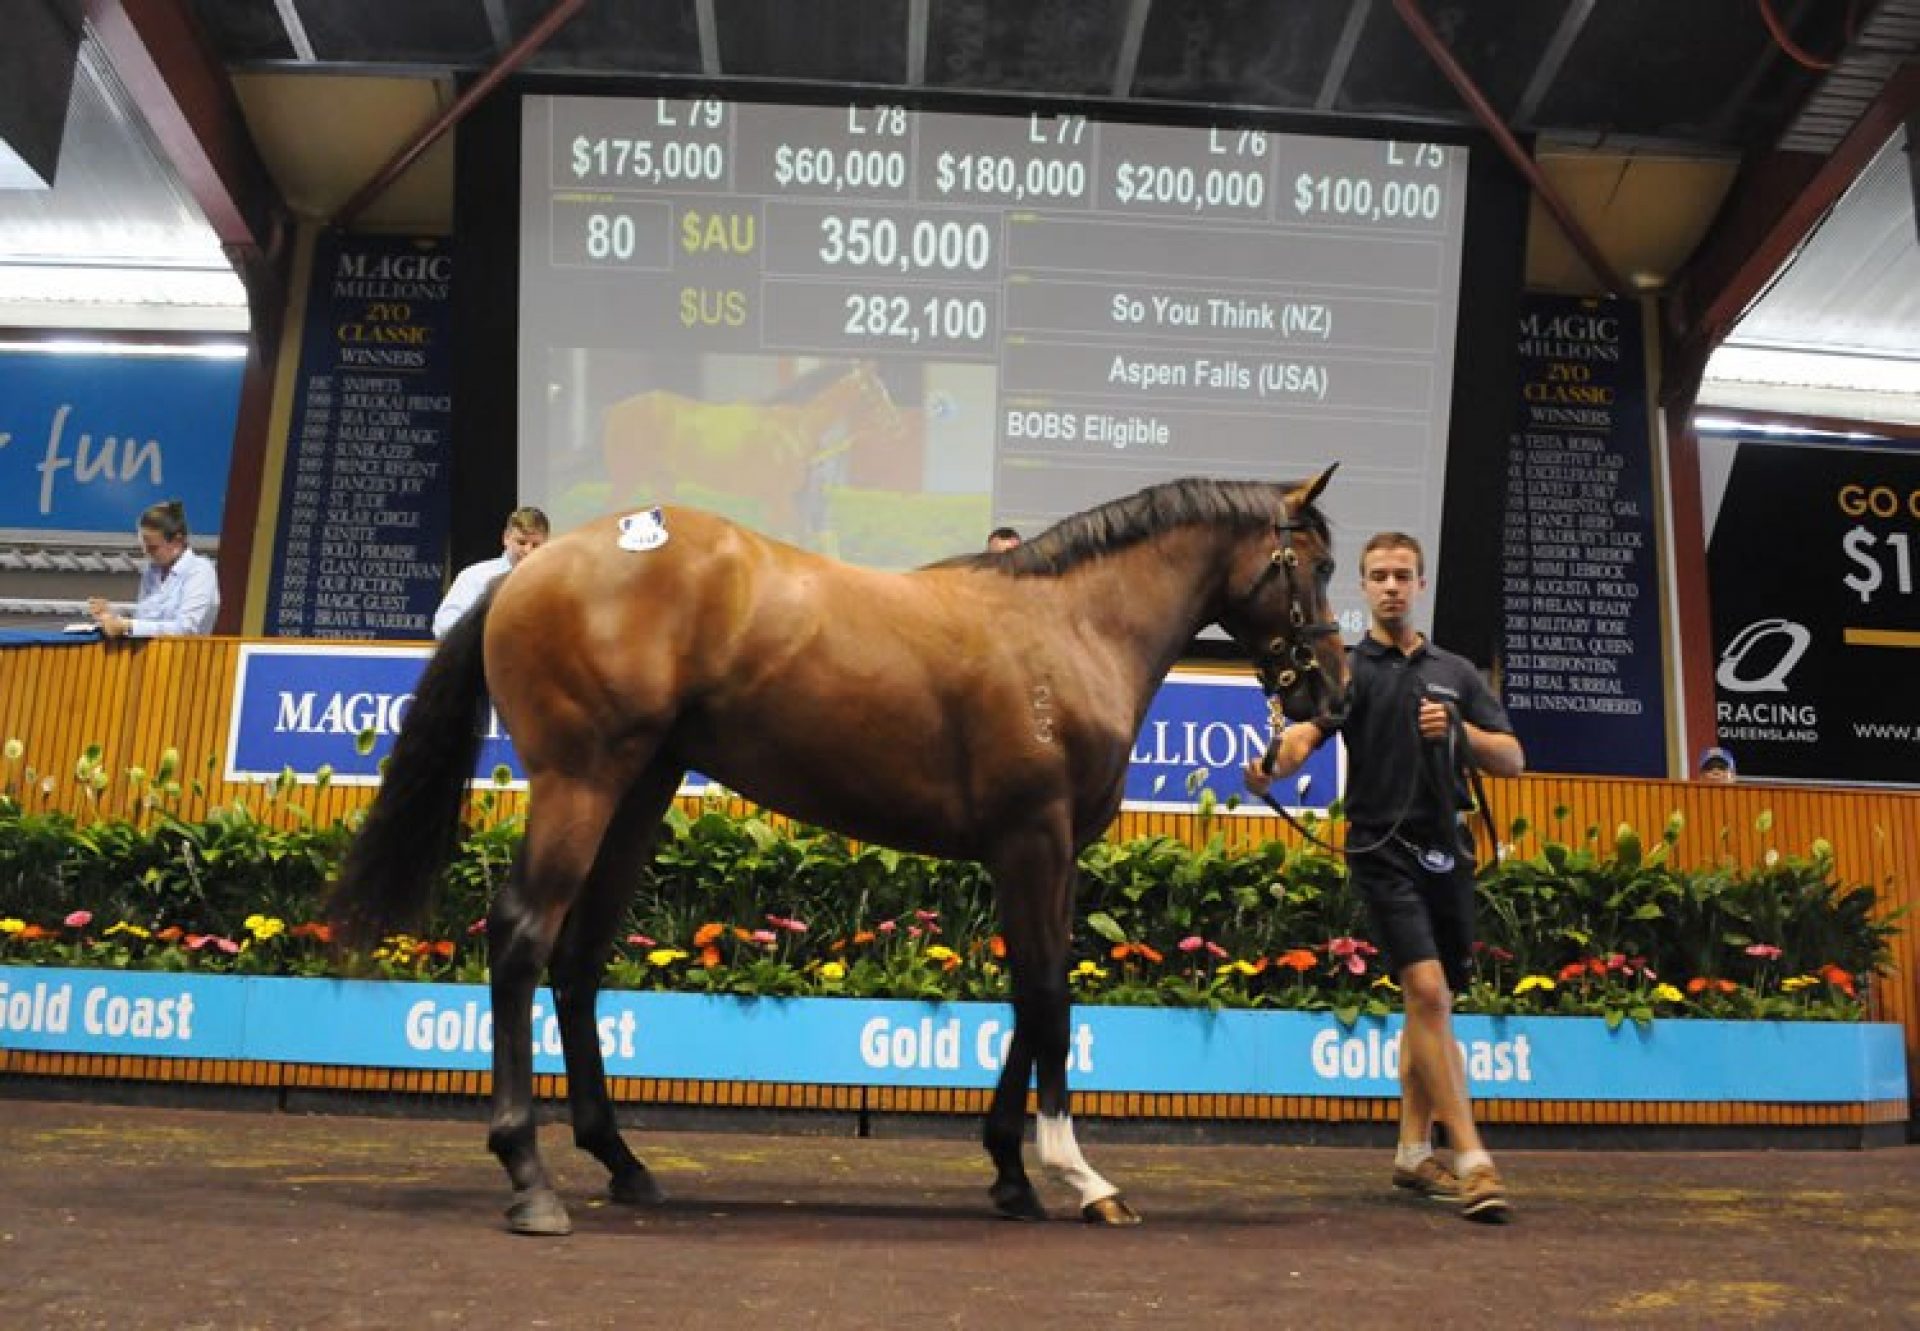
{"left": 1316, "top": 559, "right": 1336, "bottom": 581}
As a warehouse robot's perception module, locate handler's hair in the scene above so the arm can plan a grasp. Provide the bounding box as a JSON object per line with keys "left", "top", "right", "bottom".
{"left": 1360, "top": 530, "right": 1424, "bottom": 576}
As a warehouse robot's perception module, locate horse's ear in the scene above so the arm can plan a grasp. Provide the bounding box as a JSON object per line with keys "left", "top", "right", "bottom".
{"left": 1292, "top": 463, "right": 1338, "bottom": 510}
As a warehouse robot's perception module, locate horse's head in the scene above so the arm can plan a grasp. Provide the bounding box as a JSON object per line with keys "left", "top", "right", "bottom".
{"left": 1218, "top": 465, "right": 1349, "bottom": 725}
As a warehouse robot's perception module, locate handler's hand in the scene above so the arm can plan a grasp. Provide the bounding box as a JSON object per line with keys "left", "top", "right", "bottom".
{"left": 1417, "top": 699, "right": 1453, "bottom": 741}
{"left": 1241, "top": 759, "right": 1274, "bottom": 798}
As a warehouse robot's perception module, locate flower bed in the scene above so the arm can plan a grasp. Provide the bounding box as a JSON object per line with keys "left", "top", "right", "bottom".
{"left": 0, "top": 742, "right": 1898, "bottom": 1028}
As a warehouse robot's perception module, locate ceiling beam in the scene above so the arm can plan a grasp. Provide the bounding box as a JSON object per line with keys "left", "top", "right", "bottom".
{"left": 1392, "top": 0, "right": 1630, "bottom": 297}
{"left": 1314, "top": 0, "right": 1372, "bottom": 112}
{"left": 81, "top": 0, "right": 287, "bottom": 275}
{"left": 331, "top": 0, "right": 585, "bottom": 231}
{"left": 1513, "top": 0, "right": 1593, "bottom": 128}
{"left": 1111, "top": 0, "right": 1152, "bottom": 100}
{"left": 1663, "top": 58, "right": 1920, "bottom": 408}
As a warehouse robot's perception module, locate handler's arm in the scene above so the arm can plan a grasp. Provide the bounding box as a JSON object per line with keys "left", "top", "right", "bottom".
{"left": 1242, "top": 721, "right": 1326, "bottom": 796}
{"left": 1464, "top": 722, "right": 1524, "bottom": 778}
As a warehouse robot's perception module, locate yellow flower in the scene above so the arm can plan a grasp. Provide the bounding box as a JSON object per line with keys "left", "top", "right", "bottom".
{"left": 0, "top": 918, "right": 24, "bottom": 935}
{"left": 244, "top": 914, "right": 285, "bottom": 941}
{"left": 924, "top": 945, "right": 959, "bottom": 963}
{"left": 1781, "top": 975, "right": 1818, "bottom": 992}
{"left": 1070, "top": 960, "right": 1108, "bottom": 981}
{"left": 1371, "top": 974, "right": 1400, "bottom": 992}
{"left": 819, "top": 961, "right": 846, "bottom": 983}
{"left": 646, "top": 948, "right": 689, "bottom": 966}
{"left": 1514, "top": 975, "right": 1556, "bottom": 994}
{"left": 1651, "top": 983, "right": 1684, "bottom": 1003}
{"left": 104, "top": 922, "right": 151, "bottom": 940}
{"left": 1216, "top": 959, "right": 1260, "bottom": 977}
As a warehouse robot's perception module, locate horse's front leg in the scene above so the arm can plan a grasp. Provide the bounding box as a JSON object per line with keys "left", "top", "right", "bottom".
{"left": 988, "top": 837, "right": 1139, "bottom": 1225}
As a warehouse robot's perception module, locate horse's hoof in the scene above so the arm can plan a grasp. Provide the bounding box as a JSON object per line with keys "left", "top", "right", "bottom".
{"left": 609, "top": 1165, "right": 666, "bottom": 1206}
{"left": 506, "top": 1189, "right": 573, "bottom": 1236}
{"left": 1081, "top": 1193, "right": 1142, "bottom": 1226}
{"left": 989, "top": 1180, "right": 1048, "bottom": 1222}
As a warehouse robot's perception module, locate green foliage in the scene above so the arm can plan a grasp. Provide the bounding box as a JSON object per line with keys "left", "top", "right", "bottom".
{"left": 0, "top": 743, "right": 1901, "bottom": 1023}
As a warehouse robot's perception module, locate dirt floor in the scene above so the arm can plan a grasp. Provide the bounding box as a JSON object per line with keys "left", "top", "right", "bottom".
{"left": 1, "top": 1098, "right": 1917, "bottom": 1330}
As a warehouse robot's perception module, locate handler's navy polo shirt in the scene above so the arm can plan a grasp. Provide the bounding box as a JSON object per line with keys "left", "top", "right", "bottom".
{"left": 1323, "top": 635, "right": 1514, "bottom": 833}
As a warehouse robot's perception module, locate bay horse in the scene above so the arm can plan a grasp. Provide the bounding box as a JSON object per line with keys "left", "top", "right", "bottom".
{"left": 329, "top": 470, "right": 1346, "bottom": 1236}
{"left": 600, "top": 360, "right": 900, "bottom": 544}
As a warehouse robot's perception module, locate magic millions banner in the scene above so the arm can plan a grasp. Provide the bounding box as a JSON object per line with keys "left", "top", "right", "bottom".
{"left": 1702, "top": 436, "right": 1920, "bottom": 785}
{"left": 1498, "top": 294, "right": 1665, "bottom": 775}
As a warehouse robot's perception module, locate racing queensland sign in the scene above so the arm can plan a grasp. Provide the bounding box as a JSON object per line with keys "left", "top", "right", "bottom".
{"left": 226, "top": 643, "right": 1338, "bottom": 811}
{"left": 1701, "top": 437, "right": 1920, "bottom": 785}
{"left": 1, "top": 968, "right": 1904, "bottom": 1106}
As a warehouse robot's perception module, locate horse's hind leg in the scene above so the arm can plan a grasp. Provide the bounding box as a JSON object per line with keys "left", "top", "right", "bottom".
{"left": 487, "top": 776, "right": 619, "bottom": 1237}
{"left": 548, "top": 764, "right": 684, "bottom": 1207}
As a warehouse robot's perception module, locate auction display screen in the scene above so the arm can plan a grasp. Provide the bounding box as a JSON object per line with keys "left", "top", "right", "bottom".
{"left": 518, "top": 94, "right": 1470, "bottom": 632}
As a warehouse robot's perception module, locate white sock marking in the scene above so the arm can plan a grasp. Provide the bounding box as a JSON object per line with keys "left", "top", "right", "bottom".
{"left": 1036, "top": 1112, "right": 1119, "bottom": 1209}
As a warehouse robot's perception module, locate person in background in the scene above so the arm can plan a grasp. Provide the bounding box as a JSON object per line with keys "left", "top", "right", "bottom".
{"left": 432, "top": 506, "right": 551, "bottom": 639}
{"left": 1699, "top": 746, "right": 1737, "bottom": 783}
{"left": 88, "top": 500, "right": 220, "bottom": 638}
{"left": 1243, "top": 531, "right": 1524, "bottom": 1223}
{"left": 986, "top": 526, "right": 1022, "bottom": 553}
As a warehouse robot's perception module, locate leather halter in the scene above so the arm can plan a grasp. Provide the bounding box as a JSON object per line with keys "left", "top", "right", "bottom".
{"left": 1241, "top": 514, "right": 1341, "bottom": 702}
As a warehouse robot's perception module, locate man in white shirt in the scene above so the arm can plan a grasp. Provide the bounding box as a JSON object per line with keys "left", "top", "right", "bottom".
{"left": 88, "top": 500, "right": 221, "bottom": 638}
{"left": 432, "top": 506, "right": 551, "bottom": 639}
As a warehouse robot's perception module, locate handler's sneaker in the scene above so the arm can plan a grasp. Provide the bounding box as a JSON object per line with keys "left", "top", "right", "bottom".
{"left": 1391, "top": 1157, "right": 1462, "bottom": 1202}
{"left": 1459, "top": 1164, "right": 1511, "bottom": 1223}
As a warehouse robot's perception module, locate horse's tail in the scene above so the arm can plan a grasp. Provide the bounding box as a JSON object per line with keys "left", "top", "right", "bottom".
{"left": 328, "top": 587, "right": 497, "bottom": 950}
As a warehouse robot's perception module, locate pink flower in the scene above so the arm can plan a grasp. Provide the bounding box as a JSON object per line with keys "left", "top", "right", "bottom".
{"left": 1745, "top": 943, "right": 1783, "bottom": 961}
{"left": 626, "top": 932, "right": 657, "bottom": 948}
{"left": 765, "top": 915, "right": 807, "bottom": 934}
{"left": 185, "top": 934, "right": 212, "bottom": 950}
{"left": 749, "top": 929, "right": 777, "bottom": 946}
{"left": 877, "top": 920, "right": 897, "bottom": 935}
{"left": 213, "top": 936, "right": 241, "bottom": 954}
{"left": 64, "top": 910, "right": 93, "bottom": 929}
{"left": 914, "top": 909, "right": 940, "bottom": 923}
{"left": 1178, "top": 935, "right": 1205, "bottom": 953}
{"left": 466, "top": 918, "right": 488, "bottom": 936}
{"left": 1204, "top": 941, "right": 1227, "bottom": 959}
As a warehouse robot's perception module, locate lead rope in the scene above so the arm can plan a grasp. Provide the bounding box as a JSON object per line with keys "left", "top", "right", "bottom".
{"left": 1251, "top": 695, "right": 1497, "bottom": 862}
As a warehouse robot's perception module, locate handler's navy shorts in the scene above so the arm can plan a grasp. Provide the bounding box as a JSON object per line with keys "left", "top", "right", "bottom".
{"left": 1346, "top": 829, "right": 1477, "bottom": 993}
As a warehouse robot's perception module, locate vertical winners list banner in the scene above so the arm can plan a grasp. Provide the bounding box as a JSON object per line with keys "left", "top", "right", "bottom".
{"left": 1498, "top": 295, "right": 1665, "bottom": 776}
{"left": 264, "top": 234, "right": 454, "bottom": 639}
{"left": 1703, "top": 437, "right": 1920, "bottom": 786}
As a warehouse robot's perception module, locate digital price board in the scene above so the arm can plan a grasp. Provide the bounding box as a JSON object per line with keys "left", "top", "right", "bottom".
{"left": 518, "top": 94, "right": 1470, "bottom": 627}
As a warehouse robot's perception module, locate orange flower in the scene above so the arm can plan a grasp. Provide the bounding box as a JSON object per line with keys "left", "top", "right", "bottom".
{"left": 731, "top": 926, "right": 755, "bottom": 943}
{"left": 1818, "top": 964, "right": 1857, "bottom": 997}
{"left": 989, "top": 934, "right": 1007, "bottom": 959}
{"left": 1109, "top": 941, "right": 1164, "bottom": 965}
{"left": 1687, "top": 976, "right": 1737, "bottom": 994}
{"left": 290, "top": 921, "right": 333, "bottom": 943}
{"left": 699, "top": 945, "right": 722, "bottom": 968}
{"left": 852, "top": 930, "right": 876, "bottom": 946}
{"left": 1274, "top": 948, "right": 1317, "bottom": 972}
{"left": 1559, "top": 961, "right": 1588, "bottom": 982}
{"left": 425, "top": 940, "right": 455, "bottom": 961}
{"left": 692, "top": 922, "right": 724, "bottom": 947}
{"left": 17, "top": 925, "right": 50, "bottom": 941}
{"left": 156, "top": 926, "right": 183, "bottom": 942}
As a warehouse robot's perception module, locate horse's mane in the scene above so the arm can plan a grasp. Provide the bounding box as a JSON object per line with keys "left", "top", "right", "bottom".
{"left": 931, "top": 478, "right": 1324, "bottom": 578}
{"left": 760, "top": 360, "right": 865, "bottom": 405}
